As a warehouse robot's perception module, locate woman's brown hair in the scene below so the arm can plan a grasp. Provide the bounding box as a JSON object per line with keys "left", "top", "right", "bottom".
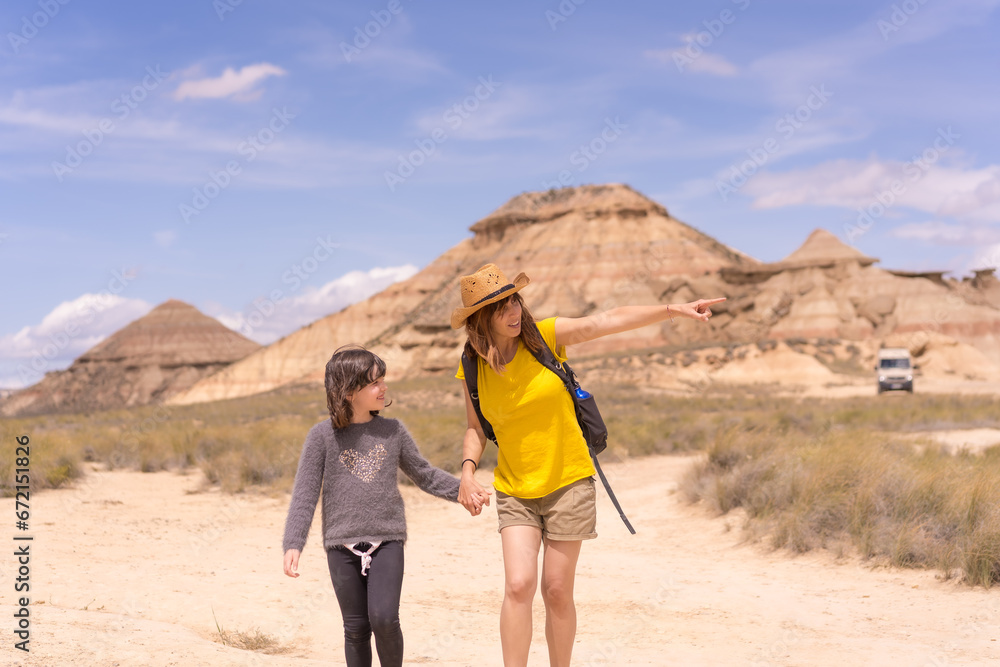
{"left": 324, "top": 345, "right": 392, "bottom": 429}
{"left": 462, "top": 293, "right": 544, "bottom": 375}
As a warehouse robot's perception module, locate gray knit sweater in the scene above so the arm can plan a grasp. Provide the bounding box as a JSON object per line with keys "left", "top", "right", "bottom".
{"left": 282, "top": 416, "right": 460, "bottom": 552}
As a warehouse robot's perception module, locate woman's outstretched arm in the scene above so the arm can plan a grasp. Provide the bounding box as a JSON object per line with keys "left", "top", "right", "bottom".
{"left": 554, "top": 298, "right": 725, "bottom": 347}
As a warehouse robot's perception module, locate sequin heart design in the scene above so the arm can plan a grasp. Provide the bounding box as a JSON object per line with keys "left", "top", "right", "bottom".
{"left": 339, "top": 443, "right": 387, "bottom": 483}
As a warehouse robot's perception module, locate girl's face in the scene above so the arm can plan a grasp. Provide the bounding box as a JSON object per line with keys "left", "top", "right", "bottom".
{"left": 349, "top": 374, "right": 387, "bottom": 423}
{"left": 490, "top": 295, "right": 522, "bottom": 341}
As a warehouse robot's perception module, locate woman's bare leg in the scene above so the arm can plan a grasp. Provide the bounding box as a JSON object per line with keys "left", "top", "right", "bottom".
{"left": 500, "top": 525, "right": 542, "bottom": 667}
{"left": 541, "top": 539, "right": 582, "bottom": 667}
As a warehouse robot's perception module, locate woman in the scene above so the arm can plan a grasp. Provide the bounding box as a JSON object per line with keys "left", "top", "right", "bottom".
{"left": 452, "top": 263, "right": 723, "bottom": 667}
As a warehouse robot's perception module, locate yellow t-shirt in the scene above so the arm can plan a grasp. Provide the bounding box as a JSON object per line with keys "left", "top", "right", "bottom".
{"left": 456, "top": 317, "right": 596, "bottom": 499}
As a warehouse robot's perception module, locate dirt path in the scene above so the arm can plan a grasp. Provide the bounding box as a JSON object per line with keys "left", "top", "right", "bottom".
{"left": 3, "top": 456, "right": 999, "bottom": 666}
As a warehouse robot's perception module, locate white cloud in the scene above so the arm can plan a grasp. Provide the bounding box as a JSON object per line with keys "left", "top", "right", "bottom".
{"left": 0, "top": 294, "right": 152, "bottom": 389}
{"left": 346, "top": 45, "right": 448, "bottom": 75}
{"left": 0, "top": 83, "right": 396, "bottom": 187}
{"left": 743, "top": 155, "right": 1000, "bottom": 224}
{"left": 412, "top": 83, "right": 556, "bottom": 142}
{"left": 172, "top": 63, "right": 287, "bottom": 101}
{"left": 685, "top": 52, "right": 739, "bottom": 77}
{"left": 294, "top": 17, "right": 447, "bottom": 77}
{"left": 890, "top": 222, "right": 1000, "bottom": 245}
{"left": 0, "top": 104, "right": 98, "bottom": 135}
{"left": 154, "top": 230, "right": 177, "bottom": 248}
{"left": 213, "top": 264, "right": 420, "bottom": 344}
{"left": 747, "top": 0, "right": 1000, "bottom": 106}
{"left": 970, "top": 243, "right": 1000, "bottom": 272}
{"left": 645, "top": 46, "right": 738, "bottom": 77}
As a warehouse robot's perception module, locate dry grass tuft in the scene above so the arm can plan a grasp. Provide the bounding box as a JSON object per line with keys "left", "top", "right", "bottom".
{"left": 212, "top": 609, "right": 287, "bottom": 654}
{"left": 4, "top": 378, "right": 1000, "bottom": 587}
{"left": 215, "top": 627, "right": 286, "bottom": 654}
{"left": 681, "top": 418, "right": 1000, "bottom": 587}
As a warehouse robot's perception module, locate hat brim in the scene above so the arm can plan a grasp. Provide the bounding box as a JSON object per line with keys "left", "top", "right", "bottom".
{"left": 450, "top": 272, "right": 530, "bottom": 329}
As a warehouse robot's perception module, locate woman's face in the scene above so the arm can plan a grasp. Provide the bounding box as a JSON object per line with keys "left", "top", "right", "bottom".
{"left": 490, "top": 295, "right": 522, "bottom": 340}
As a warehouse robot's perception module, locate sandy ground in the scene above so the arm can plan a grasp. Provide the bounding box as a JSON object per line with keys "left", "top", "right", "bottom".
{"left": 906, "top": 429, "right": 1000, "bottom": 455}
{"left": 3, "top": 455, "right": 1000, "bottom": 667}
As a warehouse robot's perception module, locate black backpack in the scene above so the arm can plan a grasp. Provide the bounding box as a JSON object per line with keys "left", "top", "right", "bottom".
{"left": 461, "top": 324, "right": 635, "bottom": 534}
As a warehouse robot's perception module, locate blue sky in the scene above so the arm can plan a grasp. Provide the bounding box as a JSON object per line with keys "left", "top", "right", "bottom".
{"left": 2, "top": 0, "right": 999, "bottom": 389}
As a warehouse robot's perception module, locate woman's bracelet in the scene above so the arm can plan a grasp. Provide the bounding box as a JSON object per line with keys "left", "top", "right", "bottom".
{"left": 462, "top": 458, "right": 478, "bottom": 471}
{"left": 667, "top": 305, "right": 674, "bottom": 322}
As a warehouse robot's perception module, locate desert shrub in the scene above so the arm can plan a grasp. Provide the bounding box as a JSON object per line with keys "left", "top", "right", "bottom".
{"left": 0, "top": 420, "right": 83, "bottom": 496}
{"left": 5, "top": 379, "right": 1000, "bottom": 588}
{"left": 683, "top": 424, "right": 1000, "bottom": 587}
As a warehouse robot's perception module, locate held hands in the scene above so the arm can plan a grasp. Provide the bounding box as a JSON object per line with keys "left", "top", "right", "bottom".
{"left": 671, "top": 297, "right": 726, "bottom": 323}
{"left": 283, "top": 549, "right": 301, "bottom": 578}
{"left": 458, "top": 472, "right": 492, "bottom": 517}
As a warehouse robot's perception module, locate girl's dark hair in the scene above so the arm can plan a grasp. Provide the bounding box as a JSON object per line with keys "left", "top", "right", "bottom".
{"left": 463, "top": 292, "right": 544, "bottom": 374}
{"left": 325, "top": 345, "right": 391, "bottom": 429}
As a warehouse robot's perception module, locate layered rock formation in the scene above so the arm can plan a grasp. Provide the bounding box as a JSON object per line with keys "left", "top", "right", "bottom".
{"left": 709, "top": 229, "right": 1000, "bottom": 362}
{"left": 1, "top": 300, "right": 260, "bottom": 416}
{"left": 169, "top": 184, "right": 757, "bottom": 404}
{"left": 164, "top": 183, "right": 1000, "bottom": 404}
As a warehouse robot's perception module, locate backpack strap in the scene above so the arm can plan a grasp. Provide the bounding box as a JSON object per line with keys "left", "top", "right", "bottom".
{"left": 590, "top": 452, "right": 636, "bottom": 534}
{"left": 523, "top": 323, "right": 571, "bottom": 385}
{"left": 461, "top": 351, "right": 497, "bottom": 444}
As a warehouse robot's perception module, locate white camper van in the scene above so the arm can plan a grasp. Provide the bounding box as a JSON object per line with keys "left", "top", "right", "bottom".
{"left": 876, "top": 348, "right": 914, "bottom": 394}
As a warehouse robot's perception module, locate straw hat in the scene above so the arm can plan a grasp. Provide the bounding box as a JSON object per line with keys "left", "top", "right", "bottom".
{"left": 450, "top": 264, "right": 530, "bottom": 329}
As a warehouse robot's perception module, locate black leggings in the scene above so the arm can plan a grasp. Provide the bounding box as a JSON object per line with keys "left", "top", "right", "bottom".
{"left": 326, "top": 541, "right": 404, "bottom": 667}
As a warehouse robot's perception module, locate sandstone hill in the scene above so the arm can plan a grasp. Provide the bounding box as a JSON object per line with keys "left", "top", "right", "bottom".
{"left": 165, "top": 184, "right": 1000, "bottom": 404}
{"left": 169, "top": 184, "right": 757, "bottom": 404}
{"left": 711, "top": 229, "right": 1000, "bottom": 359}
{"left": 1, "top": 300, "right": 260, "bottom": 416}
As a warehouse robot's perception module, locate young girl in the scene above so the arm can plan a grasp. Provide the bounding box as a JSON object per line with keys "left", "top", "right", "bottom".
{"left": 282, "top": 345, "right": 485, "bottom": 667}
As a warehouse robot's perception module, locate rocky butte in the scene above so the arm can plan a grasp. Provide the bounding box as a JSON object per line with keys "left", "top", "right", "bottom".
{"left": 168, "top": 184, "right": 760, "bottom": 404}
{"left": 8, "top": 184, "right": 998, "bottom": 415}
{"left": 1, "top": 300, "right": 260, "bottom": 416}
{"left": 170, "top": 183, "right": 1000, "bottom": 405}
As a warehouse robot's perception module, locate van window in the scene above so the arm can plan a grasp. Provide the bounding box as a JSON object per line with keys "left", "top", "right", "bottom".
{"left": 879, "top": 358, "right": 910, "bottom": 369}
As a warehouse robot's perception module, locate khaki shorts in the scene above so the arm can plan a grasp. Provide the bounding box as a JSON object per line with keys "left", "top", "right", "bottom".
{"left": 496, "top": 476, "right": 597, "bottom": 541}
